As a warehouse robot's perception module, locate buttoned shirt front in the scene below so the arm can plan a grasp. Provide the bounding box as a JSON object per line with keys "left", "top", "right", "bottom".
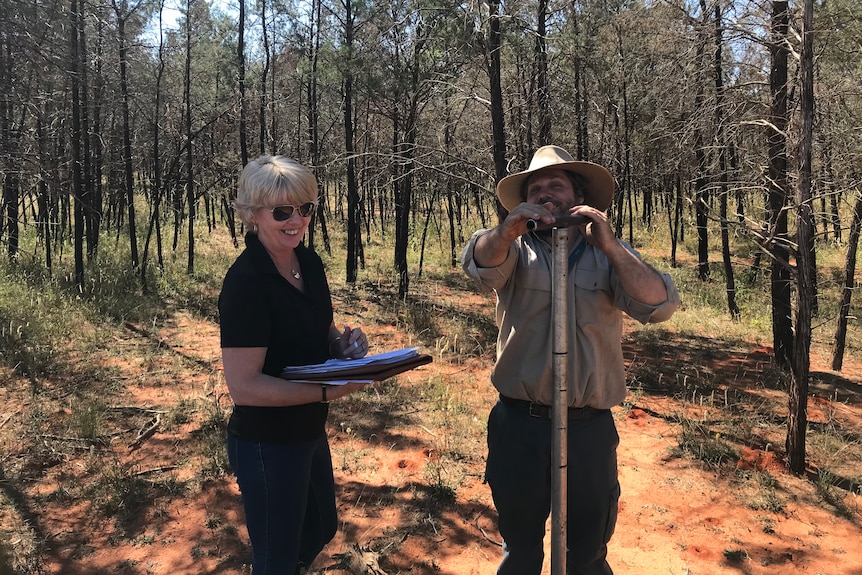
{"left": 461, "top": 229, "right": 680, "bottom": 409}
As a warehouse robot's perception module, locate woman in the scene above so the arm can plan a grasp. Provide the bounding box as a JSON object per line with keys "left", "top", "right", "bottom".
{"left": 219, "top": 155, "right": 369, "bottom": 575}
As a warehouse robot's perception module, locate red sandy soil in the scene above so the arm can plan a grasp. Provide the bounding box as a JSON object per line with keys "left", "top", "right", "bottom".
{"left": 2, "top": 295, "right": 861, "bottom": 575}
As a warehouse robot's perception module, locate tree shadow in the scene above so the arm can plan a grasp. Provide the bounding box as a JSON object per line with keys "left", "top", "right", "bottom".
{"left": 335, "top": 478, "right": 499, "bottom": 575}
{"left": 624, "top": 326, "right": 862, "bottom": 505}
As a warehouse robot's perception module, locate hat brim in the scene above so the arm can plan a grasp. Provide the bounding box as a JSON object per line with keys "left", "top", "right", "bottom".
{"left": 496, "top": 161, "right": 615, "bottom": 212}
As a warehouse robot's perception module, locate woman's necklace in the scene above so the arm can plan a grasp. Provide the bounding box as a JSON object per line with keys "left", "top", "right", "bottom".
{"left": 289, "top": 253, "right": 302, "bottom": 280}
{"left": 276, "top": 253, "right": 301, "bottom": 281}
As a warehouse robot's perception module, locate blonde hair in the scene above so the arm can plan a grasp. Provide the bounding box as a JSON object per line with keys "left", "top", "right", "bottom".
{"left": 234, "top": 155, "right": 319, "bottom": 228}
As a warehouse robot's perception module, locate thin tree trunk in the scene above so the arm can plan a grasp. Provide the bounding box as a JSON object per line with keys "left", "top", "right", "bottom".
{"left": 712, "top": 3, "right": 739, "bottom": 318}
{"left": 694, "top": 147, "right": 709, "bottom": 280}
{"left": 343, "top": 0, "right": 359, "bottom": 283}
{"left": 0, "top": 25, "right": 20, "bottom": 263}
{"left": 694, "top": 5, "right": 709, "bottom": 281}
{"left": 823, "top": 146, "right": 842, "bottom": 241}
{"left": 36, "top": 110, "right": 52, "bottom": 273}
{"left": 269, "top": 25, "right": 277, "bottom": 153}
{"left": 674, "top": 174, "right": 681, "bottom": 264}
{"left": 90, "top": 11, "right": 105, "bottom": 257}
{"left": 395, "top": 108, "right": 416, "bottom": 300}
{"left": 487, "top": 0, "right": 507, "bottom": 222}
{"left": 571, "top": 3, "right": 588, "bottom": 160}
{"left": 768, "top": 0, "right": 793, "bottom": 368}
{"left": 237, "top": 0, "right": 248, "bottom": 166}
{"left": 184, "top": 0, "right": 195, "bottom": 275}
{"left": 114, "top": 0, "right": 139, "bottom": 269}
{"left": 78, "top": 2, "right": 96, "bottom": 260}
{"left": 70, "top": 0, "right": 85, "bottom": 287}
{"left": 394, "top": 22, "right": 427, "bottom": 300}
{"left": 444, "top": 97, "right": 457, "bottom": 267}
{"left": 259, "top": 0, "right": 269, "bottom": 156}
{"left": 831, "top": 190, "right": 862, "bottom": 371}
{"left": 618, "top": 25, "right": 633, "bottom": 244}
{"left": 141, "top": 0, "right": 168, "bottom": 290}
{"left": 535, "top": 0, "right": 550, "bottom": 145}
{"left": 2, "top": 149, "right": 20, "bottom": 263}
{"left": 306, "top": 0, "right": 329, "bottom": 254}
{"left": 612, "top": 103, "right": 624, "bottom": 237}
{"left": 612, "top": 25, "right": 630, "bottom": 239}
{"left": 417, "top": 187, "right": 439, "bottom": 278}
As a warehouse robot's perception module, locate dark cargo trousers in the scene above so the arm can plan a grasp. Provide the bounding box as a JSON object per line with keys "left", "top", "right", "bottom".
{"left": 486, "top": 398, "right": 619, "bottom": 575}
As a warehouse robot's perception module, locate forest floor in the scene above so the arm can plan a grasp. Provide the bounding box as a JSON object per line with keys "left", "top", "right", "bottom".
{"left": 1, "top": 271, "right": 861, "bottom": 575}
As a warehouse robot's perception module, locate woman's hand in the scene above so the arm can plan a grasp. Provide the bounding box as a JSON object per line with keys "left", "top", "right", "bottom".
{"left": 334, "top": 324, "right": 368, "bottom": 359}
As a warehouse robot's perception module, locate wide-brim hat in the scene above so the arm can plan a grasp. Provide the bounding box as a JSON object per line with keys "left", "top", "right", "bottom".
{"left": 496, "top": 145, "right": 614, "bottom": 212}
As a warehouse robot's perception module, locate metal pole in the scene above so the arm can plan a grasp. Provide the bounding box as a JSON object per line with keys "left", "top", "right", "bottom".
{"left": 550, "top": 226, "right": 569, "bottom": 575}
{"left": 526, "top": 214, "right": 588, "bottom": 232}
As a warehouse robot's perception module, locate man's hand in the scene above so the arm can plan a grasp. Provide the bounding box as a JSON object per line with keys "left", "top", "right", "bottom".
{"left": 570, "top": 205, "right": 669, "bottom": 305}
{"left": 501, "top": 202, "right": 557, "bottom": 241}
{"left": 569, "top": 205, "right": 617, "bottom": 253}
{"left": 473, "top": 202, "right": 556, "bottom": 268}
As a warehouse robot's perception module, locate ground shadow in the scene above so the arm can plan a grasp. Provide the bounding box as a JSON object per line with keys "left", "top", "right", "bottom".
{"left": 624, "top": 326, "right": 862, "bottom": 500}
{"left": 336, "top": 478, "right": 499, "bottom": 575}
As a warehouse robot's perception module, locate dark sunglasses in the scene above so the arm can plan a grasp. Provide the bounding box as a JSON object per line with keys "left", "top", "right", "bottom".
{"left": 268, "top": 201, "right": 317, "bottom": 221}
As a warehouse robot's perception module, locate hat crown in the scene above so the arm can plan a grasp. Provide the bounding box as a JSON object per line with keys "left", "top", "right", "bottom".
{"left": 527, "top": 145, "right": 576, "bottom": 172}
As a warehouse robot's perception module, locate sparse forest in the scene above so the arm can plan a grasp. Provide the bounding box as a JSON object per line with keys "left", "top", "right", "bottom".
{"left": 1, "top": 0, "right": 861, "bottom": 572}
{"left": 3, "top": 0, "right": 861, "bottom": 460}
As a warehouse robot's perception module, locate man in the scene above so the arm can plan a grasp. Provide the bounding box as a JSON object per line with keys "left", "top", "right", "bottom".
{"left": 461, "top": 145, "right": 680, "bottom": 574}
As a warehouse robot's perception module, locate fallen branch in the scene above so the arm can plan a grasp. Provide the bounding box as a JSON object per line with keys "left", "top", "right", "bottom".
{"left": 329, "top": 543, "right": 389, "bottom": 575}
{"left": 132, "top": 465, "right": 178, "bottom": 477}
{"left": 38, "top": 434, "right": 103, "bottom": 444}
{"left": 128, "top": 413, "right": 162, "bottom": 451}
{"left": 475, "top": 513, "right": 502, "bottom": 547}
{"left": 0, "top": 411, "right": 16, "bottom": 430}
{"left": 108, "top": 405, "right": 168, "bottom": 414}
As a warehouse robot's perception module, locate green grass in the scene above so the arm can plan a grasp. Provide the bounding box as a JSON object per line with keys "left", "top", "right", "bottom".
{"left": 67, "top": 398, "right": 108, "bottom": 442}
{"left": 722, "top": 548, "right": 748, "bottom": 563}
{"left": 672, "top": 416, "right": 739, "bottom": 468}
{"left": 0, "top": 266, "right": 81, "bottom": 380}
{"left": 89, "top": 458, "right": 151, "bottom": 521}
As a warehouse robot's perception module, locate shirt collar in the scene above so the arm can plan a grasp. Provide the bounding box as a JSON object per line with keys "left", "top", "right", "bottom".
{"left": 245, "top": 233, "right": 280, "bottom": 276}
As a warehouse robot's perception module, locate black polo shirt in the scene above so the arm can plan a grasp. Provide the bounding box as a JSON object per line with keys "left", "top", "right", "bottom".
{"left": 218, "top": 233, "right": 332, "bottom": 443}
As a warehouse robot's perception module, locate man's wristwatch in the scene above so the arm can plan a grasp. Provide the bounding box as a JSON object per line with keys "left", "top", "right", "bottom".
{"left": 321, "top": 384, "right": 330, "bottom": 403}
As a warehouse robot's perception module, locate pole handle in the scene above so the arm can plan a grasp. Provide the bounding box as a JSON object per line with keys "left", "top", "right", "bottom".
{"left": 525, "top": 214, "right": 588, "bottom": 232}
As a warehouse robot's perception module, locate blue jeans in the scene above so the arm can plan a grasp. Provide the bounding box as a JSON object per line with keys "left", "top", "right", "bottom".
{"left": 485, "top": 400, "right": 619, "bottom": 575}
{"left": 227, "top": 433, "right": 337, "bottom": 575}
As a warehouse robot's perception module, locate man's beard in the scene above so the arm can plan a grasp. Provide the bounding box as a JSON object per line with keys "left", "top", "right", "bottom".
{"left": 536, "top": 197, "right": 574, "bottom": 217}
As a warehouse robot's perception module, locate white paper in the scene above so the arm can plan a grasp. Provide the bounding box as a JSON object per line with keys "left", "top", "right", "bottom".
{"left": 280, "top": 347, "right": 420, "bottom": 377}
{"left": 281, "top": 379, "right": 375, "bottom": 386}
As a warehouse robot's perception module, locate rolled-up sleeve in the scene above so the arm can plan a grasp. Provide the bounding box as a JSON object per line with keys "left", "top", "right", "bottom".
{"left": 613, "top": 267, "right": 680, "bottom": 324}
{"left": 460, "top": 229, "right": 519, "bottom": 292}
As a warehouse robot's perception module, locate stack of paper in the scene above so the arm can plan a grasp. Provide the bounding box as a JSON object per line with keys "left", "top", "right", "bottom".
{"left": 280, "top": 347, "right": 432, "bottom": 385}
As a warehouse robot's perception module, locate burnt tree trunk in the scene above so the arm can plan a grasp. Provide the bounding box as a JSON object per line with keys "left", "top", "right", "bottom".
{"left": 711, "top": 2, "right": 739, "bottom": 318}
{"left": 767, "top": 0, "right": 793, "bottom": 368}
{"left": 787, "top": 0, "right": 815, "bottom": 474}
{"left": 487, "top": 0, "right": 507, "bottom": 222}
{"left": 831, "top": 191, "right": 862, "bottom": 372}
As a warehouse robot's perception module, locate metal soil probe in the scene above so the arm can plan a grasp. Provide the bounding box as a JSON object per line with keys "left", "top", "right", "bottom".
{"left": 550, "top": 225, "right": 569, "bottom": 575}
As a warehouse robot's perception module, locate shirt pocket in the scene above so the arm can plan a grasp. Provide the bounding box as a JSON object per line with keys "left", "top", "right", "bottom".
{"left": 571, "top": 266, "right": 612, "bottom": 326}
{"left": 573, "top": 265, "right": 610, "bottom": 292}
{"left": 512, "top": 266, "right": 552, "bottom": 330}
{"left": 517, "top": 265, "right": 552, "bottom": 293}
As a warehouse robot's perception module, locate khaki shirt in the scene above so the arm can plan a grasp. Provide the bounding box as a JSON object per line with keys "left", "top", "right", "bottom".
{"left": 461, "top": 229, "right": 680, "bottom": 409}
